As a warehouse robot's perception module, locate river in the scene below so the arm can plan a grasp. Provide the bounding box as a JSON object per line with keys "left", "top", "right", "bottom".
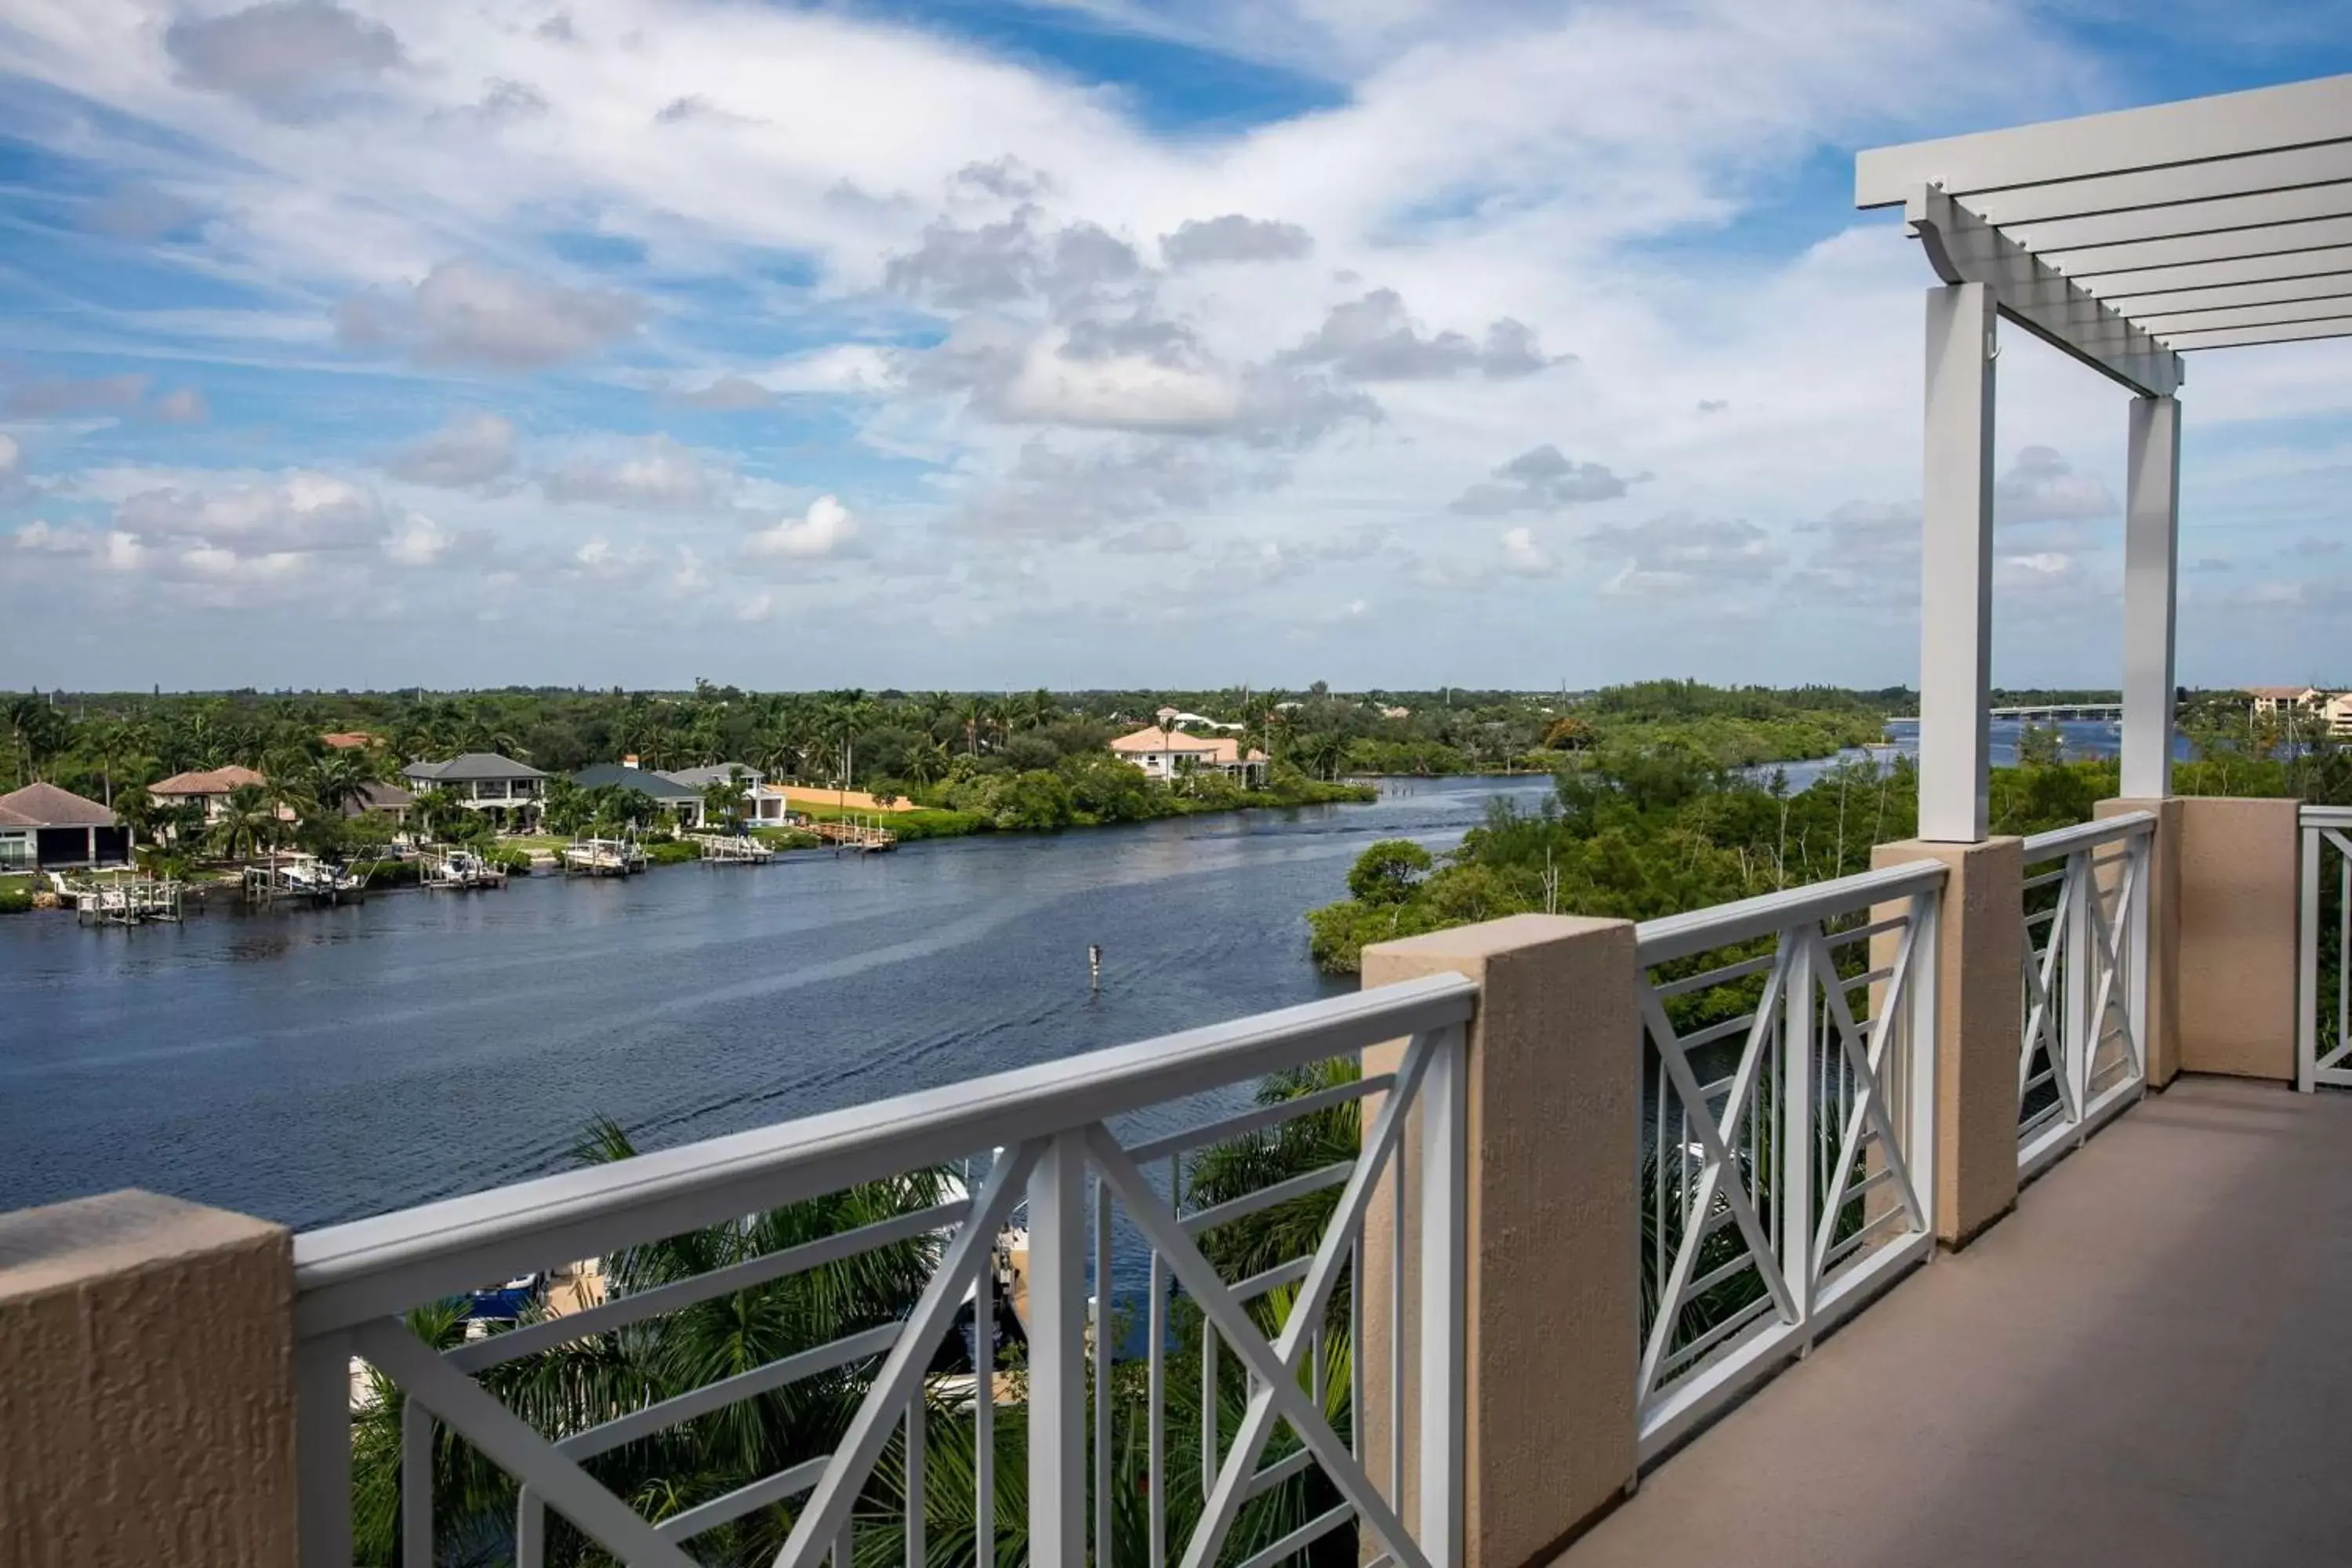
{"left": 0, "top": 775, "right": 1558, "bottom": 1230}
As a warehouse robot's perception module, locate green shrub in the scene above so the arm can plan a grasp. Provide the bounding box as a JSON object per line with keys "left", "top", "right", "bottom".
{"left": 0, "top": 884, "right": 33, "bottom": 915}
{"left": 645, "top": 840, "right": 700, "bottom": 866}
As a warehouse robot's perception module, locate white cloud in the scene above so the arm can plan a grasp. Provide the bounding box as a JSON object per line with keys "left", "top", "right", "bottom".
{"left": 1584, "top": 513, "right": 1783, "bottom": 595}
{"left": 1161, "top": 215, "right": 1313, "bottom": 267}
{"left": 1452, "top": 445, "right": 1636, "bottom": 514}
{"left": 337, "top": 260, "right": 641, "bottom": 371}
{"left": 383, "top": 513, "right": 457, "bottom": 566}
{"left": 1500, "top": 524, "right": 1556, "bottom": 575}
{"left": 1996, "top": 445, "right": 2116, "bottom": 525}
{"left": 1278, "top": 290, "right": 1559, "bottom": 381}
{"left": 164, "top": 1, "right": 401, "bottom": 122}
{"left": 544, "top": 435, "right": 724, "bottom": 510}
{"left": 114, "top": 471, "right": 385, "bottom": 554}
{"left": 678, "top": 375, "right": 779, "bottom": 410}
{"left": 383, "top": 412, "right": 517, "bottom": 488}
{"left": 745, "top": 495, "right": 858, "bottom": 558}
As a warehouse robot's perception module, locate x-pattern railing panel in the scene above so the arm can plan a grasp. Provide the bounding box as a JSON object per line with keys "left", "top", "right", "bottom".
{"left": 2017, "top": 817, "right": 2152, "bottom": 1178}
{"left": 1633, "top": 871, "right": 1940, "bottom": 1459}
{"left": 2299, "top": 810, "right": 2352, "bottom": 1091}
{"left": 292, "top": 976, "right": 1476, "bottom": 1568}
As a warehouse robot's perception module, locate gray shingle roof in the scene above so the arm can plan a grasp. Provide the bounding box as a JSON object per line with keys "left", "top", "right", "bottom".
{"left": 572, "top": 764, "right": 700, "bottom": 800}
{"left": 403, "top": 753, "right": 546, "bottom": 783}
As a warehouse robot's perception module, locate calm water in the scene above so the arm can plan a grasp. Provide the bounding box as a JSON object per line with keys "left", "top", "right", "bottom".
{"left": 0, "top": 775, "right": 1556, "bottom": 1230}
{"left": 1762, "top": 717, "right": 2169, "bottom": 790}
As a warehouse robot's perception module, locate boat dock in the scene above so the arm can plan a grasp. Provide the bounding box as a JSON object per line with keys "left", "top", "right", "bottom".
{"left": 422, "top": 850, "right": 508, "bottom": 890}
{"left": 561, "top": 837, "right": 646, "bottom": 877}
{"left": 691, "top": 833, "right": 774, "bottom": 863}
{"left": 810, "top": 818, "right": 898, "bottom": 852}
{"left": 57, "top": 873, "right": 184, "bottom": 925}
{"left": 241, "top": 855, "right": 365, "bottom": 906}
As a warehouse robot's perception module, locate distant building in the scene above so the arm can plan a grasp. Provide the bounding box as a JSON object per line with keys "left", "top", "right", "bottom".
{"left": 572, "top": 762, "right": 703, "bottom": 822}
{"left": 321, "top": 732, "right": 375, "bottom": 750}
{"left": 2245, "top": 686, "right": 2325, "bottom": 717}
{"left": 1153, "top": 706, "right": 1245, "bottom": 732}
{"left": 148, "top": 765, "right": 272, "bottom": 824}
{"left": 343, "top": 782, "right": 416, "bottom": 825}
{"left": 663, "top": 764, "right": 794, "bottom": 824}
{"left": 401, "top": 753, "right": 547, "bottom": 826}
{"left": 0, "top": 782, "right": 129, "bottom": 871}
{"left": 1109, "top": 727, "right": 1269, "bottom": 785}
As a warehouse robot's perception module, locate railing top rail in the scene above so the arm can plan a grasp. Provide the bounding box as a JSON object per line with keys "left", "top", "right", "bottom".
{"left": 2022, "top": 810, "right": 2155, "bottom": 861}
{"left": 1634, "top": 860, "right": 1945, "bottom": 967}
{"left": 2300, "top": 804, "right": 2352, "bottom": 827}
{"left": 291, "top": 973, "right": 1474, "bottom": 1335}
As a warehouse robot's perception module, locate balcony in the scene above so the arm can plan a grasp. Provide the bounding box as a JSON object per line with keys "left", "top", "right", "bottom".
{"left": 9, "top": 67, "right": 2352, "bottom": 1568}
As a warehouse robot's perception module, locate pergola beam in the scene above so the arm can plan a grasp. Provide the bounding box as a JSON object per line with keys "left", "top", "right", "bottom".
{"left": 2009, "top": 180, "right": 2352, "bottom": 256}
{"left": 1962, "top": 143, "right": 2352, "bottom": 227}
{"left": 2085, "top": 243, "right": 2352, "bottom": 298}
{"left": 2165, "top": 315, "right": 2352, "bottom": 350}
{"left": 2105, "top": 276, "right": 2352, "bottom": 315}
{"left": 2047, "top": 216, "right": 2352, "bottom": 277}
{"left": 2136, "top": 297, "right": 2352, "bottom": 336}
{"left": 1856, "top": 74, "right": 2352, "bottom": 208}
{"left": 1904, "top": 187, "right": 2181, "bottom": 396}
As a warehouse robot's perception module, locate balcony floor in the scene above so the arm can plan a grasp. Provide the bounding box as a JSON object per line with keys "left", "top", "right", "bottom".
{"left": 1566, "top": 1074, "right": 2352, "bottom": 1568}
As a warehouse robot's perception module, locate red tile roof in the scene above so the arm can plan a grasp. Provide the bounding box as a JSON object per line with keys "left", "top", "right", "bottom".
{"left": 149, "top": 765, "right": 269, "bottom": 797}
{"left": 0, "top": 781, "right": 117, "bottom": 828}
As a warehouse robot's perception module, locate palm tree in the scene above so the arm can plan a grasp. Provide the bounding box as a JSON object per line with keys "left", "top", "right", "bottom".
{"left": 412, "top": 787, "right": 467, "bottom": 843}
{"left": 209, "top": 783, "right": 281, "bottom": 862}
{"left": 300, "top": 750, "right": 376, "bottom": 819}
{"left": 902, "top": 739, "right": 951, "bottom": 790}
{"left": 1018, "top": 688, "right": 1058, "bottom": 731}
{"left": 350, "top": 1120, "right": 953, "bottom": 1568}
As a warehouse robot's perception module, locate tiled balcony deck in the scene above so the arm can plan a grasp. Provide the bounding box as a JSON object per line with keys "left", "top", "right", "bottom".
{"left": 1566, "top": 1076, "right": 2352, "bottom": 1568}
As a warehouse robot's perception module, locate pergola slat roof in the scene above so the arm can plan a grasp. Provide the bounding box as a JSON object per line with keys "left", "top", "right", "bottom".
{"left": 1857, "top": 72, "right": 2352, "bottom": 390}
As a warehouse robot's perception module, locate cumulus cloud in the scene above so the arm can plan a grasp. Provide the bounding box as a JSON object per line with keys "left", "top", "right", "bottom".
{"left": 962, "top": 438, "right": 1284, "bottom": 543}
{"left": 1996, "top": 446, "right": 2116, "bottom": 524}
{"left": 1786, "top": 499, "right": 1918, "bottom": 603}
{"left": 5, "top": 375, "right": 149, "bottom": 418}
{"left": 114, "top": 471, "right": 386, "bottom": 555}
{"left": 678, "top": 375, "right": 779, "bottom": 410}
{"left": 1101, "top": 518, "right": 1192, "bottom": 554}
{"left": 372, "top": 512, "right": 468, "bottom": 566}
{"left": 1279, "top": 290, "right": 1560, "bottom": 381}
{"left": 1584, "top": 512, "right": 1783, "bottom": 595}
{"left": 1451, "top": 445, "right": 1635, "bottom": 514}
{"left": 886, "top": 209, "right": 1141, "bottom": 313}
{"left": 744, "top": 495, "right": 858, "bottom": 559}
{"left": 1500, "top": 525, "right": 1557, "bottom": 575}
{"left": 164, "top": 2, "right": 400, "bottom": 122}
{"left": 0, "top": 435, "right": 20, "bottom": 496}
{"left": 16, "top": 521, "right": 150, "bottom": 572}
{"left": 955, "top": 157, "right": 1053, "bottom": 200}
{"left": 543, "top": 434, "right": 724, "bottom": 510}
{"left": 336, "top": 260, "right": 641, "bottom": 371}
{"left": 1161, "top": 216, "right": 1314, "bottom": 267}
{"left": 1996, "top": 550, "right": 2085, "bottom": 595}
{"left": 383, "top": 412, "right": 518, "bottom": 488}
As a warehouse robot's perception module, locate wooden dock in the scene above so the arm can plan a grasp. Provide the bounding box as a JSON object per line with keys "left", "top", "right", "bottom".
{"left": 60, "top": 874, "right": 183, "bottom": 925}
{"left": 810, "top": 818, "right": 898, "bottom": 851}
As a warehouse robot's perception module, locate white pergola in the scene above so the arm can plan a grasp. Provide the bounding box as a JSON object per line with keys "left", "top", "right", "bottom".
{"left": 1857, "top": 71, "right": 2352, "bottom": 840}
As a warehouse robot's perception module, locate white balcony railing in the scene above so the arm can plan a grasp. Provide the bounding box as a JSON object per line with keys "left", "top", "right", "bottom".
{"left": 2016, "top": 813, "right": 2154, "bottom": 1179}
{"left": 1632, "top": 861, "right": 1944, "bottom": 1459}
{"left": 2299, "top": 805, "right": 2352, "bottom": 1091}
{"left": 290, "top": 975, "right": 1474, "bottom": 1568}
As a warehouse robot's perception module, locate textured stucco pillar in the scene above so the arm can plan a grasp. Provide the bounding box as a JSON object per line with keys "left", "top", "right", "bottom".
{"left": 0, "top": 1189, "right": 297, "bottom": 1568}
{"left": 1872, "top": 837, "right": 2023, "bottom": 1246}
{"left": 2177, "top": 797, "right": 2301, "bottom": 1080}
{"left": 2097, "top": 797, "right": 2185, "bottom": 1089}
{"left": 1359, "top": 913, "right": 1639, "bottom": 1568}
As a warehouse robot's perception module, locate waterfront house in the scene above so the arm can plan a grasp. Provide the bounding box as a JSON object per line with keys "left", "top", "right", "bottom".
{"left": 664, "top": 764, "right": 794, "bottom": 824}
{"left": 1109, "top": 725, "right": 1269, "bottom": 784}
{"left": 571, "top": 761, "right": 703, "bottom": 824}
{"left": 147, "top": 764, "right": 272, "bottom": 825}
{"left": 321, "top": 731, "right": 375, "bottom": 750}
{"left": 342, "top": 781, "right": 416, "bottom": 826}
{"left": 0, "top": 782, "right": 129, "bottom": 871}
{"left": 401, "top": 753, "right": 547, "bottom": 828}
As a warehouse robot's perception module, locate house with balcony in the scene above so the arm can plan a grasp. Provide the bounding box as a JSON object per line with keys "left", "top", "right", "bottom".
{"left": 15, "top": 71, "right": 2352, "bottom": 1568}
{"left": 571, "top": 760, "right": 704, "bottom": 823}
{"left": 401, "top": 753, "right": 547, "bottom": 827}
{"left": 664, "top": 763, "right": 795, "bottom": 824}
{"left": 147, "top": 764, "right": 271, "bottom": 824}
{"left": 1109, "top": 725, "right": 1269, "bottom": 784}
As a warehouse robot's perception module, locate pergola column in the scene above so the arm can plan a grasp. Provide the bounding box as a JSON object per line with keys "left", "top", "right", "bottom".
{"left": 1918, "top": 281, "right": 1998, "bottom": 843}
{"left": 2122, "top": 395, "right": 2181, "bottom": 799}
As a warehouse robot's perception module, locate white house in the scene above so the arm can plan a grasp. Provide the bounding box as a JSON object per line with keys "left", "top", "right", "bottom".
{"left": 402, "top": 753, "right": 548, "bottom": 827}
{"left": 1109, "top": 727, "right": 1269, "bottom": 785}
{"left": 662, "top": 764, "right": 794, "bottom": 824}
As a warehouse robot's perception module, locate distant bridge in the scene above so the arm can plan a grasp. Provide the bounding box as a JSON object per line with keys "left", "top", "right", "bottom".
{"left": 1885, "top": 702, "right": 2123, "bottom": 724}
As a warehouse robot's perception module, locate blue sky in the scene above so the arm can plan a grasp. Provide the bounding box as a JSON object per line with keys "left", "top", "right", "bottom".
{"left": 1, "top": 0, "right": 2348, "bottom": 693}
